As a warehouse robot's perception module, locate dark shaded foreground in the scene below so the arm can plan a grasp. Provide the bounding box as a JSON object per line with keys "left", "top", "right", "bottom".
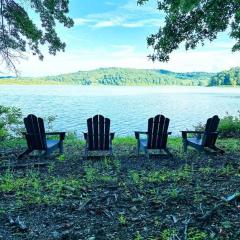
{"left": 0, "top": 138, "right": 239, "bottom": 240}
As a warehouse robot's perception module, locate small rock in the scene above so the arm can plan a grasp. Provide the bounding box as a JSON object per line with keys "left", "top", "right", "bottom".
{"left": 88, "top": 236, "right": 95, "bottom": 240}
{"left": 51, "top": 231, "right": 61, "bottom": 239}
{"left": 130, "top": 206, "right": 138, "bottom": 212}
{"left": 63, "top": 186, "right": 75, "bottom": 192}
{"left": 15, "top": 216, "right": 27, "bottom": 231}
{"left": 61, "top": 230, "right": 71, "bottom": 239}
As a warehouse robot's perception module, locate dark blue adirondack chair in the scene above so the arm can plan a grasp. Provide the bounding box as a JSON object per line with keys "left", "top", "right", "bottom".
{"left": 18, "top": 114, "right": 65, "bottom": 159}
{"left": 83, "top": 115, "right": 115, "bottom": 159}
{"left": 135, "top": 114, "right": 172, "bottom": 159}
{"left": 181, "top": 115, "right": 224, "bottom": 154}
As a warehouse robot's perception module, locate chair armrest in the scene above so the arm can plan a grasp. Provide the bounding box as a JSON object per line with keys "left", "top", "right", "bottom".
{"left": 168, "top": 132, "right": 172, "bottom": 135}
{"left": 46, "top": 132, "right": 66, "bottom": 135}
{"left": 83, "top": 132, "right": 88, "bottom": 140}
{"left": 181, "top": 130, "right": 205, "bottom": 139}
{"left": 181, "top": 131, "right": 219, "bottom": 139}
{"left": 181, "top": 131, "right": 205, "bottom": 134}
{"left": 134, "top": 131, "right": 148, "bottom": 139}
{"left": 110, "top": 133, "right": 115, "bottom": 140}
{"left": 22, "top": 132, "right": 40, "bottom": 136}
{"left": 204, "top": 131, "right": 219, "bottom": 135}
{"left": 46, "top": 132, "right": 66, "bottom": 141}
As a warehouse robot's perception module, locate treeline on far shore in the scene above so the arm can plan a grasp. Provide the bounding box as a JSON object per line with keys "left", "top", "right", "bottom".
{"left": 0, "top": 67, "right": 239, "bottom": 87}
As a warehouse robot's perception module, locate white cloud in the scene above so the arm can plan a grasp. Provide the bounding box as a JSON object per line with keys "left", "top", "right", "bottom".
{"left": 166, "top": 50, "right": 240, "bottom": 73}
{"left": 12, "top": 44, "right": 240, "bottom": 77}
{"left": 73, "top": 0, "right": 163, "bottom": 29}
{"left": 74, "top": 16, "right": 163, "bottom": 28}
{"left": 74, "top": 18, "right": 94, "bottom": 26}
{"left": 122, "top": 18, "right": 163, "bottom": 28}
{"left": 93, "top": 17, "right": 124, "bottom": 28}
{"left": 2, "top": 0, "right": 238, "bottom": 76}
{"left": 110, "top": 45, "right": 136, "bottom": 57}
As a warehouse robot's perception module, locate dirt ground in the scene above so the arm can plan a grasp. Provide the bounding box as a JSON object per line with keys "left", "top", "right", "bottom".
{"left": 0, "top": 141, "right": 239, "bottom": 240}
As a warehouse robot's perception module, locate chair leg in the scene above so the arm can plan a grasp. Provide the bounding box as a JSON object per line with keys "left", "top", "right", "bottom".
{"left": 84, "top": 148, "right": 88, "bottom": 160}
{"left": 165, "top": 148, "right": 173, "bottom": 159}
{"left": 144, "top": 148, "right": 150, "bottom": 160}
{"left": 212, "top": 146, "right": 225, "bottom": 154}
{"left": 41, "top": 150, "right": 50, "bottom": 159}
{"left": 183, "top": 140, "right": 187, "bottom": 153}
{"left": 59, "top": 141, "right": 64, "bottom": 154}
{"left": 110, "top": 148, "right": 114, "bottom": 159}
{"left": 18, "top": 149, "right": 32, "bottom": 159}
{"left": 137, "top": 140, "right": 140, "bottom": 157}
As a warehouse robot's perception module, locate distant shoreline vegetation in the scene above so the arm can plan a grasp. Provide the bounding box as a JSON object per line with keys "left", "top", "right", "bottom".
{"left": 0, "top": 67, "right": 239, "bottom": 86}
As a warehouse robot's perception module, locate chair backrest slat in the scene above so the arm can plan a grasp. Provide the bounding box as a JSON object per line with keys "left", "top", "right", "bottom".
{"left": 202, "top": 115, "right": 220, "bottom": 147}
{"left": 87, "top": 115, "right": 111, "bottom": 151}
{"left": 93, "top": 115, "right": 99, "bottom": 149}
{"left": 104, "top": 118, "right": 110, "bottom": 150}
{"left": 87, "top": 117, "right": 94, "bottom": 150}
{"left": 147, "top": 114, "right": 170, "bottom": 149}
{"left": 98, "top": 115, "right": 104, "bottom": 150}
{"left": 24, "top": 114, "right": 47, "bottom": 150}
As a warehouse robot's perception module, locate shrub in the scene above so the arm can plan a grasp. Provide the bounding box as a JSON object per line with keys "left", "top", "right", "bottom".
{"left": 194, "top": 112, "right": 240, "bottom": 138}
{"left": 218, "top": 112, "right": 240, "bottom": 138}
{"left": 0, "top": 105, "right": 22, "bottom": 141}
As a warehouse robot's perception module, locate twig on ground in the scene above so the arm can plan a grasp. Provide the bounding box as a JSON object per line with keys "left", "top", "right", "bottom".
{"left": 184, "top": 217, "right": 191, "bottom": 240}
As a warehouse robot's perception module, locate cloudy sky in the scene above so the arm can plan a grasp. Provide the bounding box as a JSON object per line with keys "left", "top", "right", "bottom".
{"left": 2, "top": 0, "right": 240, "bottom": 76}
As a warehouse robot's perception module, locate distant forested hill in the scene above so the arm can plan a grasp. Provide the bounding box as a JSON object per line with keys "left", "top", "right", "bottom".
{"left": 0, "top": 68, "right": 214, "bottom": 86}
{"left": 43, "top": 68, "right": 214, "bottom": 86}
{"left": 209, "top": 67, "right": 240, "bottom": 86}
{"left": 2, "top": 67, "right": 239, "bottom": 86}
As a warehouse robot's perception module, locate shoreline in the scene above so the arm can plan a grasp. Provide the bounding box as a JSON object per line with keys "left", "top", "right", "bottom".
{"left": 0, "top": 81, "right": 239, "bottom": 88}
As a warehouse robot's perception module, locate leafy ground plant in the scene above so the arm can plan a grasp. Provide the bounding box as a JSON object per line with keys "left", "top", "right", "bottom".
{"left": 0, "top": 105, "right": 22, "bottom": 141}
{"left": 0, "top": 135, "right": 239, "bottom": 239}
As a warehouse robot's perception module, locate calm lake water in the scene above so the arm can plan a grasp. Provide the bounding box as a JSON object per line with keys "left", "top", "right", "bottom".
{"left": 1, "top": 85, "right": 240, "bottom": 137}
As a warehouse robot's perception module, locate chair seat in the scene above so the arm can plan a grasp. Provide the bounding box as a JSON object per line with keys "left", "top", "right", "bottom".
{"left": 187, "top": 137, "right": 202, "bottom": 146}
{"left": 47, "top": 140, "right": 59, "bottom": 149}
{"left": 140, "top": 139, "right": 148, "bottom": 147}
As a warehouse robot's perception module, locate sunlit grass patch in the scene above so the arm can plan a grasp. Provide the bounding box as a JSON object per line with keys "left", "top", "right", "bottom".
{"left": 113, "top": 136, "right": 136, "bottom": 146}
{"left": 217, "top": 138, "right": 240, "bottom": 152}
{"left": 143, "top": 164, "right": 192, "bottom": 184}
{"left": 0, "top": 170, "right": 85, "bottom": 206}
{"left": 188, "top": 228, "right": 208, "bottom": 240}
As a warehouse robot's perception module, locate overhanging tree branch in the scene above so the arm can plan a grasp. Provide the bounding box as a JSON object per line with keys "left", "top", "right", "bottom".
{"left": 0, "top": 0, "right": 74, "bottom": 74}
{"left": 138, "top": 0, "right": 240, "bottom": 62}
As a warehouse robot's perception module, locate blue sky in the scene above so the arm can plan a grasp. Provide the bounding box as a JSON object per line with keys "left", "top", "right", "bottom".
{"left": 4, "top": 0, "right": 240, "bottom": 76}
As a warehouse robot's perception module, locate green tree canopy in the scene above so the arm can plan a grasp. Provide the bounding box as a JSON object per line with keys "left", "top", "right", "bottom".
{"left": 0, "top": 0, "right": 73, "bottom": 73}
{"left": 138, "top": 0, "right": 240, "bottom": 62}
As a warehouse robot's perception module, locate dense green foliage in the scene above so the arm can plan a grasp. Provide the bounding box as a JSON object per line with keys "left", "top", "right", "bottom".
{"left": 0, "top": 105, "right": 57, "bottom": 142}
{"left": 1, "top": 67, "right": 240, "bottom": 86}
{"left": 1, "top": 68, "right": 214, "bottom": 86}
{"left": 0, "top": 105, "right": 22, "bottom": 140}
{"left": 218, "top": 112, "right": 240, "bottom": 138}
{"left": 209, "top": 67, "right": 240, "bottom": 86}
{"left": 195, "top": 111, "right": 240, "bottom": 138}
{"left": 138, "top": 0, "right": 240, "bottom": 62}
{"left": 0, "top": 0, "right": 73, "bottom": 72}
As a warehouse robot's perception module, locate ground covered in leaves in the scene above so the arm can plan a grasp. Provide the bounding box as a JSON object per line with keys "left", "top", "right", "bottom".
{"left": 0, "top": 137, "right": 239, "bottom": 240}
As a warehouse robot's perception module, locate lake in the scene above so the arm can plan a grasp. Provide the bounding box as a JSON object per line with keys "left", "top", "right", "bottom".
{"left": 0, "top": 85, "right": 240, "bottom": 137}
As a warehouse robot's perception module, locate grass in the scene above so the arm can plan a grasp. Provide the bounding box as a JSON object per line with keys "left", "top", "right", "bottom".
{"left": 1, "top": 133, "right": 239, "bottom": 152}
{"left": 0, "top": 137, "right": 239, "bottom": 207}
{"left": 0, "top": 136, "right": 240, "bottom": 239}
{"left": 218, "top": 113, "right": 240, "bottom": 138}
